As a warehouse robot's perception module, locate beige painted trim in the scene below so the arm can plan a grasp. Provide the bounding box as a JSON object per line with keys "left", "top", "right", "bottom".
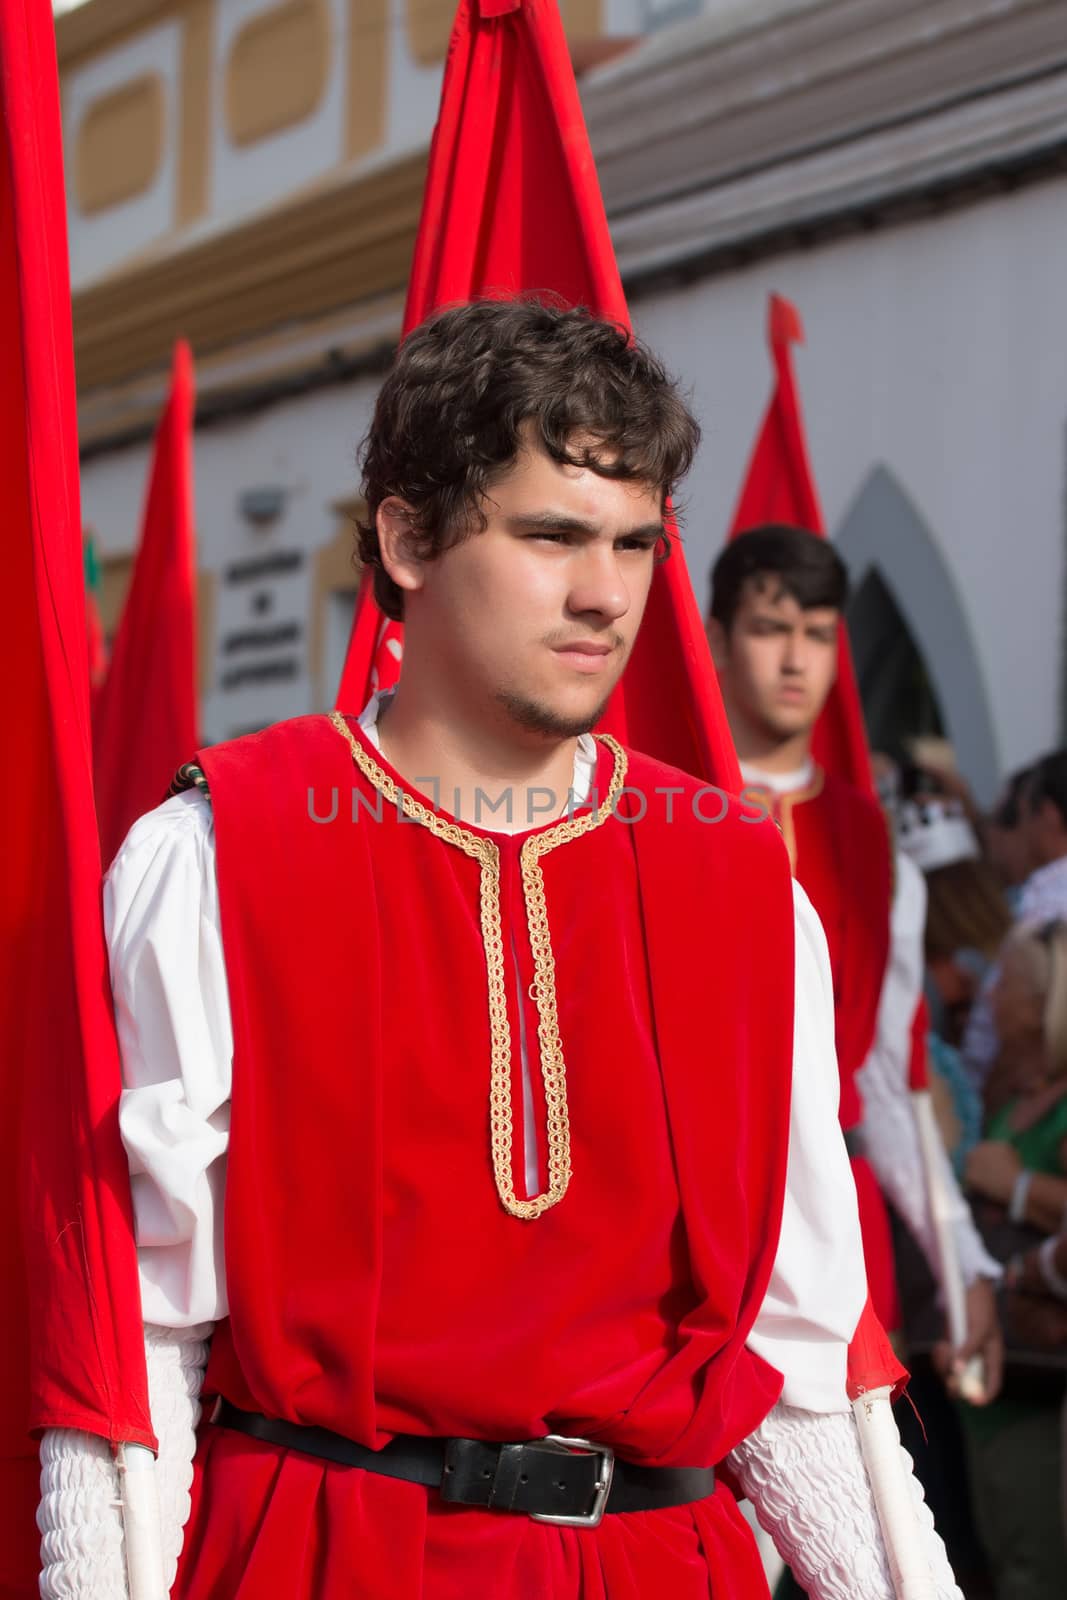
{"left": 78, "top": 286, "right": 405, "bottom": 449}
{"left": 346, "top": 0, "right": 389, "bottom": 162}
{"left": 57, "top": 0, "right": 184, "bottom": 69}
{"left": 225, "top": 0, "right": 331, "bottom": 148}
{"left": 561, "top": 0, "right": 602, "bottom": 42}
{"left": 178, "top": 0, "right": 214, "bottom": 224}
{"left": 74, "top": 74, "right": 165, "bottom": 215}
{"left": 405, "top": 0, "right": 452, "bottom": 70}
{"left": 310, "top": 499, "right": 364, "bottom": 703}
{"left": 73, "top": 151, "right": 427, "bottom": 392}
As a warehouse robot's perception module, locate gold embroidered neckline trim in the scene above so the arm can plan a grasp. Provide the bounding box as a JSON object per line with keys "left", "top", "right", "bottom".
{"left": 775, "top": 764, "right": 825, "bottom": 874}
{"left": 327, "top": 711, "right": 628, "bottom": 1219}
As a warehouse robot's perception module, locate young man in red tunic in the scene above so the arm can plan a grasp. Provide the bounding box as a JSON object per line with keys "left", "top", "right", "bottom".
{"left": 707, "top": 525, "right": 1001, "bottom": 1377}
{"left": 40, "top": 305, "right": 960, "bottom": 1599}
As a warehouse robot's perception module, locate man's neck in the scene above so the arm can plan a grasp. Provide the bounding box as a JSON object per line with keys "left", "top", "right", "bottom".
{"left": 730, "top": 724, "right": 813, "bottom": 778}
{"left": 375, "top": 685, "right": 582, "bottom": 833}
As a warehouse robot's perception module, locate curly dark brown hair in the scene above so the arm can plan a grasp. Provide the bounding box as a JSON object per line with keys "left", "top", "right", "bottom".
{"left": 356, "top": 297, "right": 701, "bottom": 620}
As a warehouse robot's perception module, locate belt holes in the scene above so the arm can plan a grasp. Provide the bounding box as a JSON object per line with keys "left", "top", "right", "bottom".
{"left": 556, "top": 1480, "right": 565, "bottom": 1490}
{"left": 482, "top": 1469, "right": 492, "bottom": 1478}
{"left": 444, "top": 1465, "right": 454, "bottom": 1474}
{"left": 519, "top": 1473, "right": 528, "bottom": 1483}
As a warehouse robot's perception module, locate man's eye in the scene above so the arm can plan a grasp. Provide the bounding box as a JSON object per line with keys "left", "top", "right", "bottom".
{"left": 528, "top": 532, "right": 567, "bottom": 543}
{"left": 617, "top": 539, "right": 655, "bottom": 552}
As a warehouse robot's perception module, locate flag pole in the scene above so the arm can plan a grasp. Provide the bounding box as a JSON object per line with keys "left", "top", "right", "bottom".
{"left": 912, "top": 1088, "right": 986, "bottom": 1403}
{"left": 852, "top": 1388, "right": 938, "bottom": 1600}
{"left": 116, "top": 1445, "right": 167, "bottom": 1600}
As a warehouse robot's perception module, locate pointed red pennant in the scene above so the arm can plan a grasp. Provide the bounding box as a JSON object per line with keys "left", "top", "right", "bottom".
{"left": 93, "top": 342, "right": 199, "bottom": 868}
{"left": 728, "top": 294, "right": 874, "bottom": 796}
{"left": 1, "top": 3, "right": 153, "bottom": 1589}
{"left": 728, "top": 297, "right": 908, "bottom": 1394}
{"left": 336, "top": 0, "right": 739, "bottom": 789}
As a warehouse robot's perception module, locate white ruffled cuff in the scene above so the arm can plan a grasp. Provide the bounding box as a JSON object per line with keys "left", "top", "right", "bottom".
{"left": 38, "top": 1429, "right": 126, "bottom": 1599}
{"left": 727, "top": 1401, "right": 962, "bottom": 1599}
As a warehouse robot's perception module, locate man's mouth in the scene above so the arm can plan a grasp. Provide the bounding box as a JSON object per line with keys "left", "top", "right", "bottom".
{"left": 553, "top": 641, "right": 615, "bottom": 673}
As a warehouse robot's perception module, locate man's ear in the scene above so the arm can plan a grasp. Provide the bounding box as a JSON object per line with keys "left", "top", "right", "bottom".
{"left": 705, "top": 614, "right": 729, "bottom": 671}
{"left": 377, "top": 498, "right": 424, "bottom": 599}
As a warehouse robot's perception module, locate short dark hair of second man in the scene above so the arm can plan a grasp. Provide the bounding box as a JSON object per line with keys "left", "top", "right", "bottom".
{"left": 1029, "top": 750, "right": 1067, "bottom": 829}
{"left": 708, "top": 524, "right": 849, "bottom": 632}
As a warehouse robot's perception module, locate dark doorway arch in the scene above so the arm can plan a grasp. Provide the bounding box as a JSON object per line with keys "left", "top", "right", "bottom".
{"left": 835, "top": 466, "right": 1000, "bottom": 802}
{"left": 847, "top": 568, "right": 945, "bottom": 762}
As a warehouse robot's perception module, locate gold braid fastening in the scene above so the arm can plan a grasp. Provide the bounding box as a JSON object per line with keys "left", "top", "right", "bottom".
{"left": 327, "top": 712, "right": 627, "bottom": 1219}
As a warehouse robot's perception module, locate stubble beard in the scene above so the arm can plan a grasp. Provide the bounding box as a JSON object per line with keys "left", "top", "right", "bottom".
{"left": 494, "top": 687, "right": 615, "bottom": 740}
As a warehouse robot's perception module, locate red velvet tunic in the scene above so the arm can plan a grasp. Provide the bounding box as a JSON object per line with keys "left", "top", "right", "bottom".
{"left": 744, "top": 769, "right": 898, "bottom": 1328}
{"left": 175, "top": 715, "right": 796, "bottom": 1600}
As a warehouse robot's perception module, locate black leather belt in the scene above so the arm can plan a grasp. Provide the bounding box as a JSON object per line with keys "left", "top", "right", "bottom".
{"left": 215, "top": 1400, "right": 715, "bottom": 1527}
{"left": 844, "top": 1126, "right": 867, "bottom": 1159}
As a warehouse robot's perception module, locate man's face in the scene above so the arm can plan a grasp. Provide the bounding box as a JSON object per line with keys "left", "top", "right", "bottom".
{"left": 986, "top": 820, "right": 1032, "bottom": 888}
{"left": 1021, "top": 790, "right": 1067, "bottom": 869}
{"left": 386, "top": 433, "right": 663, "bottom": 739}
{"left": 992, "top": 944, "right": 1044, "bottom": 1060}
{"left": 710, "top": 575, "right": 839, "bottom": 745}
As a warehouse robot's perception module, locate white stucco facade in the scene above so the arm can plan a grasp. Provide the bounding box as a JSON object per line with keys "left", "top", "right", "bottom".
{"left": 73, "top": 0, "right": 1067, "bottom": 798}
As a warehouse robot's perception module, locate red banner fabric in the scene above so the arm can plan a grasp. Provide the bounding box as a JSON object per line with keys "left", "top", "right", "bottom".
{"left": 335, "top": 0, "right": 739, "bottom": 789}
{"left": 1, "top": 3, "right": 153, "bottom": 1592}
{"left": 728, "top": 295, "right": 874, "bottom": 796}
{"left": 93, "top": 342, "right": 199, "bottom": 868}
{"left": 728, "top": 296, "right": 907, "bottom": 1396}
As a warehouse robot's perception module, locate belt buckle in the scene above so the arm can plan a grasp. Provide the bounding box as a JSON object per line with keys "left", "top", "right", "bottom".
{"left": 528, "top": 1435, "right": 615, "bottom": 1528}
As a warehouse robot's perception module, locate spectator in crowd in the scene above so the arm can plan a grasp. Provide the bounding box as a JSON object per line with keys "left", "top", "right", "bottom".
{"left": 983, "top": 768, "right": 1036, "bottom": 909}
{"left": 1002, "top": 1229, "right": 1067, "bottom": 1542}
{"left": 961, "top": 920, "right": 1067, "bottom": 1600}
{"left": 920, "top": 800, "right": 1013, "bottom": 1051}
{"left": 964, "top": 751, "right": 1067, "bottom": 1092}
{"left": 915, "top": 753, "right": 1034, "bottom": 910}
{"left": 892, "top": 770, "right": 1011, "bottom": 1174}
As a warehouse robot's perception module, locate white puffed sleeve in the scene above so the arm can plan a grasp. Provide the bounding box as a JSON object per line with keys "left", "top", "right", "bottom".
{"left": 857, "top": 854, "right": 999, "bottom": 1286}
{"left": 728, "top": 1402, "right": 962, "bottom": 1598}
{"left": 745, "top": 883, "right": 868, "bottom": 1413}
{"left": 105, "top": 791, "right": 232, "bottom": 1326}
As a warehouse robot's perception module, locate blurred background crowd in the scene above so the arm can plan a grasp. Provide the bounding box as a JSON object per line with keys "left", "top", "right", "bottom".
{"left": 880, "top": 747, "right": 1067, "bottom": 1600}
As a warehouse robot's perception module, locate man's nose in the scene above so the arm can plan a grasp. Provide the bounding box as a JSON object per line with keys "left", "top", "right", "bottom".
{"left": 782, "top": 631, "right": 806, "bottom": 671}
{"left": 567, "top": 547, "right": 630, "bottom": 622}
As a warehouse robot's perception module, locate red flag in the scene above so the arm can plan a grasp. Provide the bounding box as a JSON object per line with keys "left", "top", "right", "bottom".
{"left": 93, "top": 342, "right": 199, "bottom": 868}
{"left": 1, "top": 4, "right": 153, "bottom": 1591}
{"left": 847, "top": 1293, "right": 907, "bottom": 1401}
{"left": 728, "top": 294, "right": 874, "bottom": 795}
{"left": 336, "top": 0, "right": 738, "bottom": 789}
{"left": 728, "top": 297, "right": 906, "bottom": 1394}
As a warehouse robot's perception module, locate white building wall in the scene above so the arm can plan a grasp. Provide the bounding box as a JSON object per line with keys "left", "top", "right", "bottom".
{"left": 83, "top": 175, "right": 1067, "bottom": 780}
{"left": 633, "top": 175, "right": 1067, "bottom": 784}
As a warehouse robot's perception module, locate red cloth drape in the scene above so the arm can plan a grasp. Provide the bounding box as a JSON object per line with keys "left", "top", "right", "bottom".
{"left": 93, "top": 342, "right": 199, "bottom": 868}
{"left": 728, "top": 295, "right": 874, "bottom": 796}
{"left": 335, "top": 0, "right": 738, "bottom": 788}
{"left": 1, "top": 4, "right": 153, "bottom": 1592}
{"left": 727, "top": 295, "right": 904, "bottom": 1396}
